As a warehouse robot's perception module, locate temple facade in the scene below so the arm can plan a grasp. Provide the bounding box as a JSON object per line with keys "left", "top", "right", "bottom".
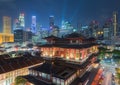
{"left": 40, "top": 33, "right": 98, "bottom": 63}
{"left": 41, "top": 45, "right": 98, "bottom": 62}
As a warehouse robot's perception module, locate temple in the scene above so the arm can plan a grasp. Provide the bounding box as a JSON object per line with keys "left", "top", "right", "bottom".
{"left": 40, "top": 32, "right": 98, "bottom": 63}
{"left": 23, "top": 32, "right": 99, "bottom": 85}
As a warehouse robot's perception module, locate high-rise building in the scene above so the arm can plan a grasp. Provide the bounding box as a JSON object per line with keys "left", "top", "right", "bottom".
{"left": 14, "top": 29, "right": 24, "bottom": 42}
{"left": 49, "top": 15, "right": 54, "bottom": 29}
{"left": 14, "top": 29, "right": 32, "bottom": 43}
{"left": 59, "top": 20, "right": 74, "bottom": 37}
{"left": 3, "top": 16, "right": 11, "bottom": 33}
{"left": 13, "top": 19, "right": 20, "bottom": 30}
{"left": 0, "top": 16, "right": 14, "bottom": 44}
{"left": 19, "top": 13, "right": 25, "bottom": 27}
{"left": 102, "top": 18, "right": 113, "bottom": 40}
{"left": 113, "top": 12, "right": 118, "bottom": 37}
{"left": 88, "top": 20, "right": 99, "bottom": 38}
{"left": 13, "top": 13, "right": 25, "bottom": 30}
{"left": 31, "top": 16, "right": 37, "bottom": 34}
{"left": 61, "top": 21, "right": 73, "bottom": 29}
{"left": 51, "top": 25, "right": 59, "bottom": 37}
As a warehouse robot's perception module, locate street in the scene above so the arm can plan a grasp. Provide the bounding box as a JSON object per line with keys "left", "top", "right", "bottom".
{"left": 87, "top": 67, "right": 99, "bottom": 85}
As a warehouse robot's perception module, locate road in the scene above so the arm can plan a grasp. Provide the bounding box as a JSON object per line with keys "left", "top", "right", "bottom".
{"left": 100, "top": 60, "right": 116, "bottom": 85}
{"left": 100, "top": 60, "right": 116, "bottom": 75}
{"left": 87, "top": 67, "right": 99, "bottom": 85}
{"left": 102, "top": 72, "right": 112, "bottom": 85}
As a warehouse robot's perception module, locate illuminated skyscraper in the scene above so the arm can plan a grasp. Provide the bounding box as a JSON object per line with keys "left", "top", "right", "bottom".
{"left": 3, "top": 16, "right": 11, "bottom": 33}
{"left": 113, "top": 12, "right": 118, "bottom": 37}
{"left": 0, "top": 16, "right": 14, "bottom": 43}
{"left": 49, "top": 15, "right": 54, "bottom": 29}
{"left": 19, "top": 13, "right": 25, "bottom": 27}
{"left": 61, "top": 21, "right": 73, "bottom": 29}
{"left": 13, "top": 19, "right": 20, "bottom": 30}
{"left": 31, "top": 16, "right": 37, "bottom": 34}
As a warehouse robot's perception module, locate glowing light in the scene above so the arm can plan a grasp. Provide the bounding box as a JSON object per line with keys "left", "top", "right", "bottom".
{"left": 101, "top": 31, "right": 103, "bottom": 34}
{"left": 31, "top": 16, "right": 36, "bottom": 34}
{"left": 19, "top": 13, "right": 25, "bottom": 27}
{"left": 73, "top": 29, "right": 76, "bottom": 32}
{"left": 61, "top": 54, "right": 64, "bottom": 57}
{"left": 50, "top": 54, "right": 52, "bottom": 57}
{"left": 98, "top": 32, "right": 101, "bottom": 34}
{"left": 66, "top": 56, "right": 69, "bottom": 59}
{"left": 75, "top": 57, "right": 79, "bottom": 60}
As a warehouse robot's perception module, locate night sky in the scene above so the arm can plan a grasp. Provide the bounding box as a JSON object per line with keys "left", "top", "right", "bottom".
{"left": 0, "top": 0, "right": 120, "bottom": 31}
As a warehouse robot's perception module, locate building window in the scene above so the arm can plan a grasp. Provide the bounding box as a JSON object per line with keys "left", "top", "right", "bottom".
{"left": 76, "top": 40, "right": 79, "bottom": 43}
{"left": 50, "top": 48, "right": 53, "bottom": 56}
{"left": 70, "top": 50, "right": 74, "bottom": 59}
{"left": 47, "top": 75, "right": 50, "bottom": 80}
{"left": 57, "top": 78, "right": 60, "bottom": 84}
{"left": 76, "top": 50, "right": 79, "bottom": 60}
{"left": 42, "top": 73, "right": 47, "bottom": 79}
{"left": 39, "top": 72, "right": 41, "bottom": 76}
{"left": 61, "top": 80, "right": 64, "bottom": 85}
{"left": 53, "top": 77, "right": 56, "bottom": 84}
{"left": 66, "top": 49, "right": 69, "bottom": 59}
{"left": 80, "top": 53, "right": 82, "bottom": 59}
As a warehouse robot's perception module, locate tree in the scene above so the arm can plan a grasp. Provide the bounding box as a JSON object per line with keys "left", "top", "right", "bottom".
{"left": 115, "top": 68, "right": 120, "bottom": 84}
{"left": 98, "top": 47, "right": 108, "bottom": 59}
{"left": 112, "top": 50, "right": 120, "bottom": 56}
{"left": 14, "top": 76, "right": 27, "bottom": 85}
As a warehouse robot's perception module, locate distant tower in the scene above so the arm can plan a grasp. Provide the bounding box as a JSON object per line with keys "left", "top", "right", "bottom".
{"left": 31, "top": 16, "right": 37, "bottom": 34}
{"left": 113, "top": 12, "right": 118, "bottom": 37}
{"left": 19, "top": 13, "right": 25, "bottom": 27}
{"left": 13, "top": 19, "right": 20, "bottom": 30}
{"left": 3, "top": 16, "right": 11, "bottom": 34}
{"left": 49, "top": 15, "right": 54, "bottom": 29}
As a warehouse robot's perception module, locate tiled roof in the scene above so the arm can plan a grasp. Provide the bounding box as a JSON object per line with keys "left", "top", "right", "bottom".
{"left": 30, "top": 62, "right": 52, "bottom": 74}
{"left": 0, "top": 54, "right": 43, "bottom": 74}
{"left": 0, "top": 54, "right": 10, "bottom": 60}
{"left": 64, "top": 32, "right": 85, "bottom": 39}
{"left": 85, "top": 37, "right": 96, "bottom": 41}
{"left": 40, "top": 43, "right": 97, "bottom": 49}
{"left": 30, "top": 61, "right": 77, "bottom": 80}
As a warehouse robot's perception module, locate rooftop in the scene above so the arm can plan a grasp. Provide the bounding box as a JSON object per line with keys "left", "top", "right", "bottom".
{"left": 0, "top": 54, "right": 43, "bottom": 74}
{"left": 39, "top": 43, "right": 97, "bottom": 49}
{"left": 30, "top": 61, "right": 77, "bottom": 80}
{"left": 23, "top": 75, "right": 55, "bottom": 85}
{"left": 64, "top": 32, "right": 85, "bottom": 39}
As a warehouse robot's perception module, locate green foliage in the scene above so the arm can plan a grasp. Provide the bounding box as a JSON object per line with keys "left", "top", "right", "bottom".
{"left": 117, "top": 73, "right": 120, "bottom": 79}
{"left": 99, "top": 47, "right": 108, "bottom": 52}
{"left": 117, "top": 73, "right": 120, "bottom": 84}
{"left": 98, "top": 47, "right": 108, "bottom": 59}
{"left": 112, "top": 50, "right": 120, "bottom": 56}
{"left": 112, "top": 50, "right": 120, "bottom": 60}
{"left": 14, "top": 76, "right": 27, "bottom": 85}
{"left": 98, "top": 47, "right": 120, "bottom": 59}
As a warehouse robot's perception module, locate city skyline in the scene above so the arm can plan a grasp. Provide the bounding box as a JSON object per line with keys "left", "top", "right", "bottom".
{"left": 0, "top": 1, "right": 120, "bottom": 85}
{"left": 0, "top": 0, "right": 120, "bottom": 31}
